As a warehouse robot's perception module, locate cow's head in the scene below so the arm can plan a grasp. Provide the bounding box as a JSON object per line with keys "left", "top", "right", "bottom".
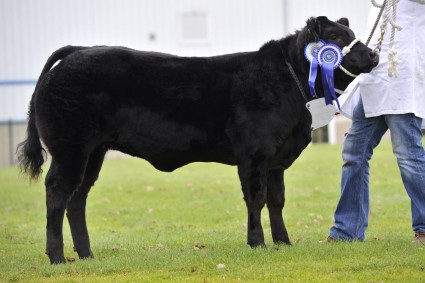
{"left": 301, "top": 16, "right": 379, "bottom": 90}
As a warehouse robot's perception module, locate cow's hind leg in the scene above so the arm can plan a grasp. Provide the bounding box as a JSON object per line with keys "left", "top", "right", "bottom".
{"left": 267, "top": 170, "right": 291, "bottom": 245}
{"left": 45, "top": 154, "right": 88, "bottom": 264}
{"left": 66, "top": 147, "right": 107, "bottom": 260}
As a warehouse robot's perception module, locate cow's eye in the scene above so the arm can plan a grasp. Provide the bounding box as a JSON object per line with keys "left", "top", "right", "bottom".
{"left": 329, "top": 33, "right": 338, "bottom": 40}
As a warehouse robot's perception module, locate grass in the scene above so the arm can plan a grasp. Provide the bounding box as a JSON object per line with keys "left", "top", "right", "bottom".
{"left": 0, "top": 140, "right": 424, "bottom": 282}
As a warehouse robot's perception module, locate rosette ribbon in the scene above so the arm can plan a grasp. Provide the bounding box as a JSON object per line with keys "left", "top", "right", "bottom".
{"left": 304, "top": 40, "right": 356, "bottom": 111}
{"left": 317, "top": 44, "right": 343, "bottom": 110}
{"left": 304, "top": 40, "right": 325, "bottom": 98}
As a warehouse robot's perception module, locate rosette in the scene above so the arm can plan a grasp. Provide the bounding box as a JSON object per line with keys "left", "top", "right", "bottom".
{"left": 304, "top": 40, "right": 325, "bottom": 98}
{"left": 304, "top": 40, "right": 325, "bottom": 63}
{"left": 316, "top": 44, "right": 343, "bottom": 69}
{"left": 317, "top": 44, "right": 343, "bottom": 110}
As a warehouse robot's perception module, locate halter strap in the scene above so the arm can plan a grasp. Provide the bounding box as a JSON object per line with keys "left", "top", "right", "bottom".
{"left": 285, "top": 60, "right": 308, "bottom": 102}
{"left": 339, "top": 65, "right": 358, "bottom": 78}
{"left": 339, "top": 38, "right": 361, "bottom": 77}
{"left": 342, "top": 38, "right": 360, "bottom": 56}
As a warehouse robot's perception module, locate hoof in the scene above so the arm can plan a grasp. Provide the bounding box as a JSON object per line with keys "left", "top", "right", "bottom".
{"left": 46, "top": 250, "right": 66, "bottom": 265}
{"left": 49, "top": 256, "right": 66, "bottom": 265}
{"left": 248, "top": 242, "right": 267, "bottom": 249}
{"left": 274, "top": 240, "right": 292, "bottom": 246}
{"left": 75, "top": 247, "right": 94, "bottom": 259}
{"left": 78, "top": 251, "right": 94, "bottom": 260}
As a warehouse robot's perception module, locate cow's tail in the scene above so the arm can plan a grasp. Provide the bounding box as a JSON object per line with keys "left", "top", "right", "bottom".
{"left": 17, "top": 45, "right": 89, "bottom": 181}
{"left": 16, "top": 99, "right": 46, "bottom": 181}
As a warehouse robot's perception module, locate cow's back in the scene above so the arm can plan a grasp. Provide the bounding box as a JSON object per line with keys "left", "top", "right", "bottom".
{"left": 34, "top": 47, "right": 256, "bottom": 170}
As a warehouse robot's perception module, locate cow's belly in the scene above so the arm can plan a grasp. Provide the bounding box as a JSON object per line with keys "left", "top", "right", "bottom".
{"left": 106, "top": 107, "right": 236, "bottom": 171}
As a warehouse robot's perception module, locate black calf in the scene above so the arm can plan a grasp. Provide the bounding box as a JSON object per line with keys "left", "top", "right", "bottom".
{"left": 18, "top": 16, "right": 377, "bottom": 264}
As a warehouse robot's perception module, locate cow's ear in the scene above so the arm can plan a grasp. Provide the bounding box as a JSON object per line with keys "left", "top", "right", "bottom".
{"left": 336, "top": 17, "right": 349, "bottom": 27}
{"left": 305, "top": 17, "right": 320, "bottom": 42}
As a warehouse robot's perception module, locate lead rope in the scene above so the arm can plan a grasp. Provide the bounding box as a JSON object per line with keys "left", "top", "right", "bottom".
{"left": 369, "top": 0, "right": 402, "bottom": 77}
{"left": 366, "top": 0, "right": 387, "bottom": 46}
{"left": 386, "top": 0, "right": 402, "bottom": 77}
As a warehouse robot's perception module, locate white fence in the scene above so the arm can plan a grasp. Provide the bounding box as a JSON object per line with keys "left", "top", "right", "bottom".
{"left": 0, "top": 0, "right": 372, "bottom": 166}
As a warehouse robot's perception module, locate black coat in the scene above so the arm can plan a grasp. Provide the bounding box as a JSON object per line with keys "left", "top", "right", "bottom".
{"left": 18, "top": 16, "right": 378, "bottom": 264}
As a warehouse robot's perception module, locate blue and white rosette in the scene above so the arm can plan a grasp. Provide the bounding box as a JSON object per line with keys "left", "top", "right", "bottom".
{"left": 316, "top": 43, "right": 343, "bottom": 110}
{"left": 304, "top": 40, "right": 325, "bottom": 98}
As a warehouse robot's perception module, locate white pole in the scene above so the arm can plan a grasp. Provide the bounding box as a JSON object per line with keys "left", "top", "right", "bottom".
{"left": 328, "top": 118, "right": 337, "bottom": 145}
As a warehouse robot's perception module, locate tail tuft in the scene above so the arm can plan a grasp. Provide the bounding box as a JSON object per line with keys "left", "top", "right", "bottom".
{"left": 17, "top": 102, "right": 46, "bottom": 181}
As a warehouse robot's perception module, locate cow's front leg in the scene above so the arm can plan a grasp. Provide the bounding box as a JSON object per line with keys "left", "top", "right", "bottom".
{"left": 267, "top": 170, "right": 291, "bottom": 245}
{"left": 237, "top": 160, "right": 268, "bottom": 248}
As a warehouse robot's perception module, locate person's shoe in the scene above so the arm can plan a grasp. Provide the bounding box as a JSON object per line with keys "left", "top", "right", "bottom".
{"left": 320, "top": 236, "right": 336, "bottom": 244}
{"left": 413, "top": 232, "right": 425, "bottom": 244}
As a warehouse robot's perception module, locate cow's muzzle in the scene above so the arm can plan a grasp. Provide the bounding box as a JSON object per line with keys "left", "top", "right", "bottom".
{"left": 371, "top": 50, "right": 379, "bottom": 67}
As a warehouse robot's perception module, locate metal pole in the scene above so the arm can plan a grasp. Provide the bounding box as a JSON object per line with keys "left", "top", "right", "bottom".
{"left": 8, "top": 120, "right": 14, "bottom": 166}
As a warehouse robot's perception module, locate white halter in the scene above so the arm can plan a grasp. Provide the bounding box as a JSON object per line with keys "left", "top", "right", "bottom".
{"left": 339, "top": 38, "right": 361, "bottom": 78}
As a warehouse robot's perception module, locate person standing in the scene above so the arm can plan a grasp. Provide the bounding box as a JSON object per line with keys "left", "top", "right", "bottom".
{"left": 325, "top": 0, "right": 425, "bottom": 243}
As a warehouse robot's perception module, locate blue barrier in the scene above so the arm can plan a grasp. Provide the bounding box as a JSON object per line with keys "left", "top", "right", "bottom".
{"left": 0, "top": 80, "right": 37, "bottom": 86}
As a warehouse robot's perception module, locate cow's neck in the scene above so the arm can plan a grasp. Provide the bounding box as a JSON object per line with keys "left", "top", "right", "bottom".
{"left": 284, "top": 60, "right": 308, "bottom": 103}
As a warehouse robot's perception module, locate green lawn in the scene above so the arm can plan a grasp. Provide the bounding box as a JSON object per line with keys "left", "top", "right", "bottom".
{"left": 0, "top": 141, "right": 424, "bottom": 282}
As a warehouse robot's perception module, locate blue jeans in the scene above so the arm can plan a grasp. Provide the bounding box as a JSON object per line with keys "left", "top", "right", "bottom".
{"left": 329, "top": 99, "right": 425, "bottom": 240}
